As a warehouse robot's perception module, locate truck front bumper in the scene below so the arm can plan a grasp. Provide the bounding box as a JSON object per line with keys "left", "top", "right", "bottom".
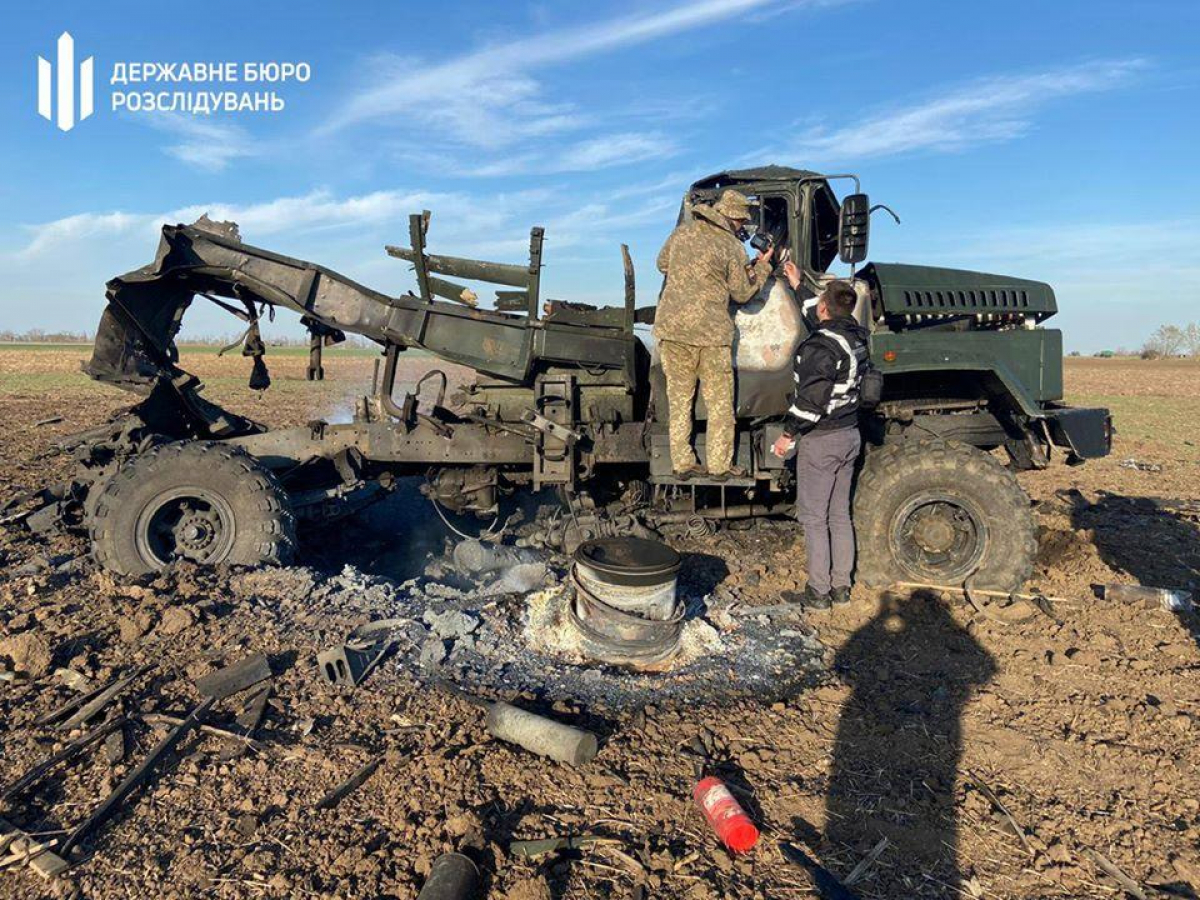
{"left": 1041, "top": 406, "right": 1113, "bottom": 461}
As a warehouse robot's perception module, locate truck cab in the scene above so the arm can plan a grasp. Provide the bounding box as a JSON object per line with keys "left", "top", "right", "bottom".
{"left": 678, "top": 166, "right": 1112, "bottom": 467}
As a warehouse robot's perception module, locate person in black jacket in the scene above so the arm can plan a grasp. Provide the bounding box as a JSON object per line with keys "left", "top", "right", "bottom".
{"left": 772, "top": 270, "right": 870, "bottom": 609}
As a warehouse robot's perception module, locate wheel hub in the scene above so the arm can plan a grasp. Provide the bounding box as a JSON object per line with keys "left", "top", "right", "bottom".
{"left": 892, "top": 495, "right": 986, "bottom": 583}
{"left": 176, "top": 509, "right": 221, "bottom": 554}
{"left": 136, "top": 488, "right": 236, "bottom": 567}
{"left": 909, "top": 507, "right": 958, "bottom": 554}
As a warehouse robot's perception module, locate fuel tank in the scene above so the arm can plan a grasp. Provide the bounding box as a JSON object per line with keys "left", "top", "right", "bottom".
{"left": 650, "top": 274, "right": 872, "bottom": 419}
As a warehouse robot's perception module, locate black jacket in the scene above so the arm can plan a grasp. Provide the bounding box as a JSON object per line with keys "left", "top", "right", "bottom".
{"left": 782, "top": 315, "right": 871, "bottom": 437}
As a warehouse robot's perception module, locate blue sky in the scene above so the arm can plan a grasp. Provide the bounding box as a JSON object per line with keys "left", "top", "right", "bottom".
{"left": 1, "top": 0, "right": 1197, "bottom": 351}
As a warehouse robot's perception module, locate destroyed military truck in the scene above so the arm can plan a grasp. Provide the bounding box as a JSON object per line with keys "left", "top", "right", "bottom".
{"left": 64, "top": 166, "right": 1111, "bottom": 590}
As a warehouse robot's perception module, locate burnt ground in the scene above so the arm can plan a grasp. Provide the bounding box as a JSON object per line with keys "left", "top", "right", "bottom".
{"left": 0, "top": 347, "right": 1198, "bottom": 899}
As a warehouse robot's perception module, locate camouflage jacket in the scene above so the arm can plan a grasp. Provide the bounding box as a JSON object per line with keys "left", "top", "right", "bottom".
{"left": 653, "top": 205, "right": 773, "bottom": 347}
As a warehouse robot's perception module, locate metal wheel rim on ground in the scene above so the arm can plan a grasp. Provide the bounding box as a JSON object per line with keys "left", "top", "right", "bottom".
{"left": 134, "top": 486, "right": 237, "bottom": 568}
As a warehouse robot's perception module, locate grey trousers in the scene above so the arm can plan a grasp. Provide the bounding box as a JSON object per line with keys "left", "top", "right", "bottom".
{"left": 795, "top": 426, "right": 862, "bottom": 594}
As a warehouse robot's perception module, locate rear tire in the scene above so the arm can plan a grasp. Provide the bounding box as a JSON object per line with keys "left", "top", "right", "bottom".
{"left": 853, "top": 439, "right": 1035, "bottom": 591}
{"left": 90, "top": 441, "right": 296, "bottom": 576}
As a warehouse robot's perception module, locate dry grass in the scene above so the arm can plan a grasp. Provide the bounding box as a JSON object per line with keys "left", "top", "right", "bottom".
{"left": 1064, "top": 357, "right": 1200, "bottom": 462}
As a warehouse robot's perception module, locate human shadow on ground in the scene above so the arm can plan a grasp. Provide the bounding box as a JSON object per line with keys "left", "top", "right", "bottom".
{"left": 677, "top": 551, "right": 730, "bottom": 612}
{"left": 1064, "top": 490, "right": 1200, "bottom": 649}
{"left": 824, "top": 590, "right": 997, "bottom": 896}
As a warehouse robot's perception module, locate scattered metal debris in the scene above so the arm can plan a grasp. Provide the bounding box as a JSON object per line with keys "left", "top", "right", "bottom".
{"left": 442, "top": 681, "right": 599, "bottom": 765}
{"left": 314, "top": 753, "right": 386, "bottom": 810}
{"left": 509, "top": 835, "right": 613, "bottom": 858}
{"left": 195, "top": 652, "right": 272, "bottom": 700}
{"left": 317, "top": 637, "right": 396, "bottom": 688}
{"left": 317, "top": 617, "right": 413, "bottom": 688}
{"left": 1096, "top": 583, "right": 1193, "bottom": 611}
{"left": 61, "top": 697, "right": 215, "bottom": 859}
{"left": 39, "top": 664, "right": 152, "bottom": 731}
{"left": 1, "top": 717, "right": 126, "bottom": 802}
{"left": 568, "top": 537, "right": 684, "bottom": 669}
{"left": 417, "top": 852, "right": 481, "bottom": 900}
{"left": 485, "top": 700, "right": 598, "bottom": 766}
{"left": 1084, "top": 849, "right": 1148, "bottom": 900}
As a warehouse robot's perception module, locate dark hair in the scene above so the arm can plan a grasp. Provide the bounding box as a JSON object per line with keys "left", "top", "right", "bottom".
{"left": 823, "top": 281, "right": 858, "bottom": 317}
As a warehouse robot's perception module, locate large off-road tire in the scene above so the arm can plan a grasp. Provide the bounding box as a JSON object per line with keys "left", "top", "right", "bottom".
{"left": 853, "top": 439, "right": 1036, "bottom": 591}
{"left": 90, "top": 441, "right": 296, "bottom": 576}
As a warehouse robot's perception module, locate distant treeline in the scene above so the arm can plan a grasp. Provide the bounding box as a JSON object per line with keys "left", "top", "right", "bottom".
{"left": 0, "top": 329, "right": 92, "bottom": 344}
{"left": 1066, "top": 324, "right": 1200, "bottom": 359}
{"left": 0, "top": 329, "right": 375, "bottom": 348}
{"left": 1139, "top": 323, "right": 1200, "bottom": 359}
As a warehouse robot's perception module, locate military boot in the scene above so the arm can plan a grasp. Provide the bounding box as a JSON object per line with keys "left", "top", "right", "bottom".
{"left": 708, "top": 464, "right": 748, "bottom": 482}
{"left": 799, "top": 584, "right": 832, "bottom": 610}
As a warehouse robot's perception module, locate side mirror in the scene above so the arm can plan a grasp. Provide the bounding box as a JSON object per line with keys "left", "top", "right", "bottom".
{"left": 838, "top": 193, "right": 870, "bottom": 264}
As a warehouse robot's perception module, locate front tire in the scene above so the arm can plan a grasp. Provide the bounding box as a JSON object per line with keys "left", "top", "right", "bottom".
{"left": 90, "top": 441, "right": 296, "bottom": 576}
{"left": 853, "top": 439, "right": 1036, "bottom": 591}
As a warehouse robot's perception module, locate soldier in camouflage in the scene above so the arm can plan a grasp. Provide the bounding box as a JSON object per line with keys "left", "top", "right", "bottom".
{"left": 654, "top": 189, "right": 774, "bottom": 479}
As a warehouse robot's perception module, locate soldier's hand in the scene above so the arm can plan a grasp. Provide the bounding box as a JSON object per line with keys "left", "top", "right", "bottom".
{"left": 755, "top": 244, "right": 776, "bottom": 264}
{"left": 772, "top": 434, "right": 796, "bottom": 458}
{"left": 782, "top": 259, "right": 802, "bottom": 289}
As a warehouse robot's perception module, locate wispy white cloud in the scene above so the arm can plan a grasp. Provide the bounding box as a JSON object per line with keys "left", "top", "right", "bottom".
{"left": 917, "top": 218, "right": 1200, "bottom": 289}
{"left": 14, "top": 189, "right": 456, "bottom": 259}
{"left": 467, "top": 132, "right": 679, "bottom": 177}
{"left": 321, "top": 0, "right": 839, "bottom": 175}
{"left": 889, "top": 217, "right": 1200, "bottom": 352}
{"left": 6, "top": 182, "right": 682, "bottom": 338}
{"left": 769, "top": 59, "right": 1146, "bottom": 162}
{"left": 324, "top": 0, "right": 779, "bottom": 135}
{"left": 148, "top": 115, "right": 260, "bottom": 172}
{"left": 11, "top": 179, "right": 679, "bottom": 262}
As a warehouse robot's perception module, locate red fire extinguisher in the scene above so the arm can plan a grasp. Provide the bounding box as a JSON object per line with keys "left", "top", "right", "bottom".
{"left": 694, "top": 776, "right": 760, "bottom": 853}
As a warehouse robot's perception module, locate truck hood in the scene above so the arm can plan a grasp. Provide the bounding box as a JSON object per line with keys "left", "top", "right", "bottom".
{"left": 859, "top": 262, "right": 1057, "bottom": 322}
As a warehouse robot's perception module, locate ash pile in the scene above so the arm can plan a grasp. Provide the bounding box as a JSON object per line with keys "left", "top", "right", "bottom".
{"left": 315, "top": 534, "right": 827, "bottom": 710}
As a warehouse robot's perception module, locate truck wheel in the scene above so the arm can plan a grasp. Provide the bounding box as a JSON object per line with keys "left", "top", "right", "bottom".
{"left": 90, "top": 441, "right": 296, "bottom": 576}
{"left": 853, "top": 440, "right": 1035, "bottom": 591}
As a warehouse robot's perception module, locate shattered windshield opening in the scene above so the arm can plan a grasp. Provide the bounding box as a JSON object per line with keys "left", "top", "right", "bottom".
{"left": 810, "top": 183, "right": 840, "bottom": 273}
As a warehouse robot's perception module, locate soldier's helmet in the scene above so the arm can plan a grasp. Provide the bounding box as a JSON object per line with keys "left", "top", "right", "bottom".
{"left": 713, "top": 189, "right": 755, "bottom": 222}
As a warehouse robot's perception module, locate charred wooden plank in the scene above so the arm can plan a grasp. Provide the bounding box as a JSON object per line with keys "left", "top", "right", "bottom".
{"left": 195, "top": 653, "right": 271, "bottom": 700}
{"left": 314, "top": 754, "right": 385, "bottom": 810}
{"left": 45, "top": 665, "right": 152, "bottom": 731}
{"left": 61, "top": 697, "right": 214, "bottom": 859}
{"left": 1, "top": 717, "right": 126, "bottom": 802}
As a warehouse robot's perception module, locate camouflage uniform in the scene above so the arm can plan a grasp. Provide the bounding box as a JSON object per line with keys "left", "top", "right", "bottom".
{"left": 654, "top": 191, "right": 772, "bottom": 474}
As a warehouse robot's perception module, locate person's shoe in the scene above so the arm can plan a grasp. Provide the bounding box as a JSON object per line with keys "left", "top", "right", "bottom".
{"left": 830, "top": 585, "right": 853, "bottom": 606}
{"left": 708, "top": 464, "right": 749, "bottom": 482}
{"left": 674, "top": 464, "right": 703, "bottom": 481}
{"left": 799, "top": 584, "right": 832, "bottom": 610}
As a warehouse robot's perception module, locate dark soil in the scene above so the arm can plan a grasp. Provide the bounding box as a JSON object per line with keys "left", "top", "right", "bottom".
{"left": 1, "top": 352, "right": 1197, "bottom": 899}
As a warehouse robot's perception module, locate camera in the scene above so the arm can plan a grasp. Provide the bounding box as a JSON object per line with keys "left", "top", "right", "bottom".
{"left": 749, "top": 231, "right": 773, "bottom": 254}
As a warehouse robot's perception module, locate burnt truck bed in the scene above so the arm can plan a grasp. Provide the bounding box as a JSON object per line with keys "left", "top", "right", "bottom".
{"left": 55, "top": 167, "right": 1111, "bottom": 587}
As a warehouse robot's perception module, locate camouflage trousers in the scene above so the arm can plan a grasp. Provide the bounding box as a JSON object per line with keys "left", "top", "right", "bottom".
{"left": 659, "top": 340, "right": 735, "bottom": 474}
